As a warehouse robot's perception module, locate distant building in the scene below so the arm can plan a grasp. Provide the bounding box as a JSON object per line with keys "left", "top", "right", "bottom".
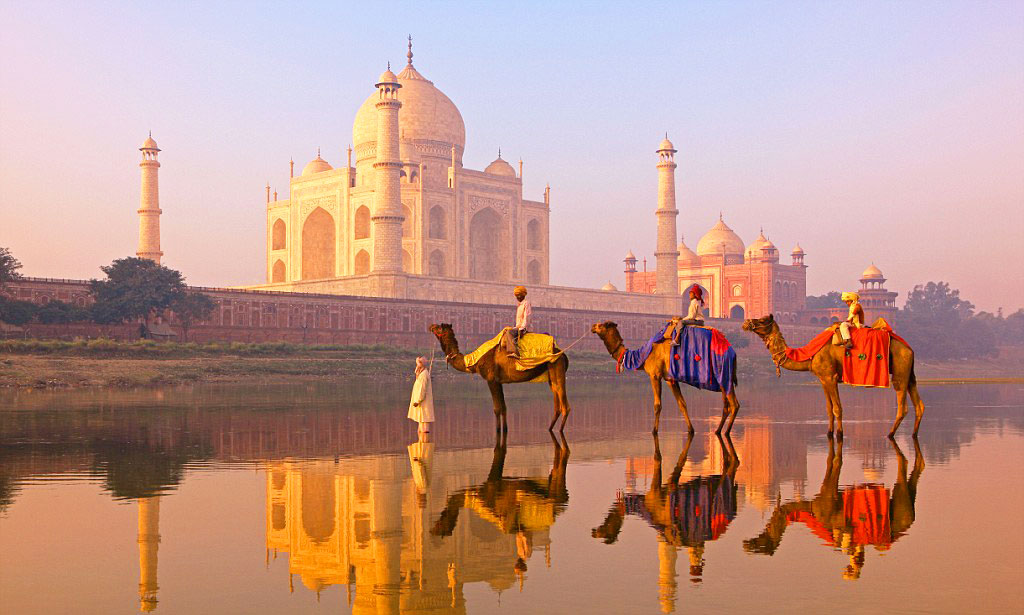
{"left": 801, "top": 264, "right": 898, "bottom": 325}
{"left": 624, "top": 215, "right": 807, "bottom": 322}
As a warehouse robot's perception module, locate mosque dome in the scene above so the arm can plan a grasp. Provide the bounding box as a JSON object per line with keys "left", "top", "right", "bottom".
{"left": 658, "top": 137, "right": 675, "bottom": 151}
{"left": 862, "top": 263, "right": 884, "bottom": 279}
{"left": 601, "top": 281, "right": 618, "bottom": 291}
{"left": 485, "top": 155, "right": 516, "bottom": 177}
{"left": 141, "top": 134, "right": 159, "bottom": 151}
{"left": 677, "top": 235, "right": 700, "bottom": 267}
{"left": 376, "top": 67, "right": 398, "bottom": 84}
{"left": 625, "top": 250, "right": 637, "bottom": 261}
{"left": 302, "top": 153, "right": 333, "bottom": 176}
{"left": 352, "top": 56, "right": 466, "bottom": 158}
{"left": 791, "top": 243, "right": 805, "bottom": 255}
{"left": 696, "top": 216, "right": 745, "bottom": 257}
{"left": 745, "top": 230, "right": 772, "bottom": 259}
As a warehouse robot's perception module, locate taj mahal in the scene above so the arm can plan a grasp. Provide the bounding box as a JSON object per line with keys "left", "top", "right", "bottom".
{"left": 129, "top": 39, "right": 897, "bottom": 323}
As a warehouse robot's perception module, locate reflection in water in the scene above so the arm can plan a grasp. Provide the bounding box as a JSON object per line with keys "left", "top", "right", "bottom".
{"left": 1, "top": 382, "right": 1021, "bottom": 613}
{"left": 593, "top": 434, "right": 739, "bottom": 612}
{"left": 744, "top": 438, "right": 925, "bottom": 580}
{"left": 265, "top": 432, "right": 570, "bottom": 613}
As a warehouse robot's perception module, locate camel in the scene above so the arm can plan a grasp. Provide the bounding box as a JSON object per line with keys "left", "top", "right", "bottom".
{"left": 429, "top": 323, "right": 571, "bottom": 432}
{"left": 742, "top": 314, "right": 924, "bottom": 438}
{"left": 592, "top": 433, "right": 738, "bottom": 594}
{"left": 432, "top": 431, "right": 570, "bottom": 538}
{"left": 743, "top": 437, "right": 924, "bottom": 580}
{"left": 591, "top": 321, "right": 740, "bottom": 435}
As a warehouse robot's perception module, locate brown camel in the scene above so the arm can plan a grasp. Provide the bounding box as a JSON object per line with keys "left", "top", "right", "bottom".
{"left": 742, "top": 314, "right": 924, "bottom": 438}
{"left": 743, "top": 437, "right": 924, "bottom": 579}
{"left": 429, "top": 323, "right": 571, "bottom": 432}
{"left": 591, "top": 321, "right": 740, "bottom": 435}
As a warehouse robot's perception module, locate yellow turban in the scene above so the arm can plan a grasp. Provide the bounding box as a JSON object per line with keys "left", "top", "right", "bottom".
{"left": 514, "top": 285, "right": 527, "bottom": 296}
{"left": 841, "top": 292, "right": 860, "bottom": 302}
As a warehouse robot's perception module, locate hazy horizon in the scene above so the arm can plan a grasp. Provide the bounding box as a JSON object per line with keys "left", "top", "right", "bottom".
{"left": 2, "top": 2, "right": 1022, "bottom": 312}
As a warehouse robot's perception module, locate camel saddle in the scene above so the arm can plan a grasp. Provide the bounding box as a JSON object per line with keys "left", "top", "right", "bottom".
{"left": 829, "top": 317, "right": 893, "bottom": 345}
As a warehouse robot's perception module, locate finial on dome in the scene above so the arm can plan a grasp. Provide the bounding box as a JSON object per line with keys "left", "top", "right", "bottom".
{"left": 407, "top": 35, "right": 414, "bottom": 66}
{"left": 498, "top": 147, "right": 502, "bottom": 159}
{"left": 387, "top": 61, "right": 391, "bottom": 71}
{"left": 148, "top": 130, "right": 152, "bottom": 138}
{"left": 317, "top": 147, "right": 321, "bottom": 158}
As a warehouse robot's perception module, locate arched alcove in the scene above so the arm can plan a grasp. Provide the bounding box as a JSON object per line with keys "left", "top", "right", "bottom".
{"left": 429, "top": 250, "right": 446, "bottom": 276}
{"left": 402, "top": 249, "right": 413, "bottom": 273}
{"left": 272, "top": 219, "right": 286, "bottom": 250}
{"left": 301, "top": 474, "right": 335, "bottom": 543}
{"left": 527, "top": 219, "right": 541, "bottom": 250}
{"left": 354, "top": 249, "right": 370, "bottom": 275}
{"left": 402, "top": 204, "right": 413, "bottom": 238}
{"left": 730, "top": 304, "right": 745, "bottom": 320}
{"left": 354, "top": 206, "right": 371, "bottom": 240}
{"left": 469, "top": 208, "right": 505, "bottom": 281}
{"left": 272, "top": 259, "right": 286, "bottom": 283}
{"left": 527, "top": 259, "right": 541, "bottom": 285}
{"left": 301, "top": 207, "right": 335, "bottom": 280}
{"left": 429, "top": 206, "right": 446, "bottom": 239}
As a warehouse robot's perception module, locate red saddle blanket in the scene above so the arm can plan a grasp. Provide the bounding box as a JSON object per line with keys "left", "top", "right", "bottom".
{"left": 786, "top": 326, "right": 910, "bottom": 388}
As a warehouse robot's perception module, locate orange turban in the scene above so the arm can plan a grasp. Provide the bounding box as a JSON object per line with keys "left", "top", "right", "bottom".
{"left": 514, "top": 286, "right": 527, "bottom": 296}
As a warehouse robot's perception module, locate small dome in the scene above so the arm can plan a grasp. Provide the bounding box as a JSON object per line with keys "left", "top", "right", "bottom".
{"left": 376, "top": 68, "right": 398, "bottom": 84}
{"left": 862, "top": 263, "right": 884, "bottom": 279}
{"left": 696, "top": 216, "right": 745, "bottom": 257}
{"left": 484, "top": 156, "right": 516, "bottom": 177}
{"left": 746, "top": 230, "right": 771, "bottom": 258}
{"left": 601, "top": 281, "right": 618, "bottom": 291}
{"left": 302, "top": 154, "right": 333, "bottom": 176}
{"left": 140, "top": 134, "right": 159, "bottom": 151}
{"left": 677, "top": 235, "right": 700, "bottom": 267}
{"left": 791, "top": 243, "right": 805, "bottom": 255}
{"left": 658, "top": 137, "right": 675, "bottom": 151}
{"left": 625, "top": 250, "right": 637, "bottom": 261}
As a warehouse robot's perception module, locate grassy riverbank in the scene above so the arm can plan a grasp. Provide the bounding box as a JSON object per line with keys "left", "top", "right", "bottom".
{"left": 1, "top": 338, "right": 1021, "bottom": 388}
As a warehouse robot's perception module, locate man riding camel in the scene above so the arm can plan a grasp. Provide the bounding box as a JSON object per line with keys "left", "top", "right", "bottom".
{"left": 838, "top": 291, "right": 864, "bottom": 349}
{"left": 502, "top": 285, "right": 532, "bottom": 358}
{"left": 682, "top": 284, "right": 706, "bottom": 325}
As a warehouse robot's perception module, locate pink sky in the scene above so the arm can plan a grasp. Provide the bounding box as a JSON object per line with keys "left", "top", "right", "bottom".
{"left": 1, "top": 2, "right": 1022, "bottom": 311}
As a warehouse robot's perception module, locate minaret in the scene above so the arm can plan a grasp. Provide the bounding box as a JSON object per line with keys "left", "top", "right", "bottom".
{"left": 137, "top": 133, "right": 163, "bottom": 264}
{"left": 655, "top": 135, "right": 679, "bottom": 298}
{"left": 371, "top": 65, "right": 405, "bottom": 273}
{"left": 137, "top": 496, "right": 161, "bottom": 612}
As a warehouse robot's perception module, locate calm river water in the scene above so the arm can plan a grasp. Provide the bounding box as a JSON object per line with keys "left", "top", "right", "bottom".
{"left": 1, "top": 378, "right": 1022, "bottom": 614}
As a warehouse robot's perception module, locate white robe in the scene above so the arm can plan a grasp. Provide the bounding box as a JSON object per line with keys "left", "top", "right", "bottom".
{"left": 408, "top": 369, "right": 435, "bottom": 423}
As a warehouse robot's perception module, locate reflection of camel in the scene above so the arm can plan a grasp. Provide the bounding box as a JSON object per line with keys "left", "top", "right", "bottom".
{"left": 429, "top": 323, "right": 572, "bottom": 432}
{"left": 591, "top": 321, "right": 740, "bottom": 434}
{"left": 743, "top": 315, "right": 924, "bottom": 437}
{"left": 592, "top": 434, "right": 738, "bottom": 610}
{"left": 432, "top": 432, "right": 570, "bottom": 573}
{"left": 744, "top": 437, "right": 925, "bottom": 580}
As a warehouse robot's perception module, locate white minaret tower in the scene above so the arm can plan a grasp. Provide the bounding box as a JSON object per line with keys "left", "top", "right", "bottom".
{"left": 137, "top": 133, "right": 163, "bottom": 264}
{"left": 371, "top": 65, "right": 405, "bottom": 273}
{"left": 655, "top": 135, "right": 679, "bottom": 298}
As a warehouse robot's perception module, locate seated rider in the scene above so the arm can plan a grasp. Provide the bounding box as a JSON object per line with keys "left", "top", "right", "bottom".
{"left": 838, "top": 291, "right": 864, "bottom": 349}
{"left": 682, "top": 284, "right": 705, "bottom": 325}
{"left": 502, "top": 285, "right": 532, "bottom": 358}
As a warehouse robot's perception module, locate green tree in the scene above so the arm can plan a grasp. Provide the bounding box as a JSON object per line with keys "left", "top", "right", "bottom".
{"left": 805, "top": 291, "right": 844, "bottom": 308}
{"left": 0, "top": 296, "right": 36, "bottom": 326}
{"left": 0, "top": 247, "right": 23, "bottom": 292}
{"left": 36, "top": 300, "right": 88, "bottom": 325}
{"left": 904, "top": 281, "right": 975, "bottom": 322}
{"left": 172, "top": 292, "right": 216, "bottom": 341}
{"left": 89, "top": 258, "right": 187, "bottom": 334}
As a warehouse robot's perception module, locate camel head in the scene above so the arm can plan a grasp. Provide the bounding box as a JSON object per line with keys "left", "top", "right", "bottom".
{"left": 742, "top": 314, "right": 776, "bottom": 338}
{"left": 428, "top": 323, "right": 459, "bottom": 353}
{"left": 591, "top": 504, "right": 625, "bottom": 544}
{"left": 591, "top": 321, "right": 624, "bottom": 355}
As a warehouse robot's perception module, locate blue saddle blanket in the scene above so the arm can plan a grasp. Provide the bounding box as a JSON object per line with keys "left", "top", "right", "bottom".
{"left": 621, "top": 323, "right": 736, "bottom": 393}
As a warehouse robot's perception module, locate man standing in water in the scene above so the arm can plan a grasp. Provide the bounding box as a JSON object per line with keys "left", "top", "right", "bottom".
{"left": 502, "top": 285, "right": 532, "bottom": 358}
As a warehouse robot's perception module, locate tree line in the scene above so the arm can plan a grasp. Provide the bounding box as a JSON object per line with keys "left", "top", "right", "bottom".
{"left": 0, "top": 247, "right": 214, "bottom": 340}
{"left": 807, "top": 282, "right": 1023, "bottom": 360}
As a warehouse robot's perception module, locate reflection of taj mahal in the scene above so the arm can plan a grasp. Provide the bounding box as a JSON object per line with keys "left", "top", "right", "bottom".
{"left": 261, "top": 39, "right": 550, "bottom": 290}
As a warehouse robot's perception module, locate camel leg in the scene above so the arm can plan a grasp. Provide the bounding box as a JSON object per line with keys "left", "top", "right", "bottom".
{"left": 668, "top": 381, "right": 694, "bottom": 434}
{"left": 828, "top": 379, "right": 845, "bottom": 439}
{"left": 889, "top": 385, "right": 909, "bottom": 438}
{"left": 558, "top": 384, "right": 572, "bottom": 433}
{"left": 548, "top": 387, "right": 562, "bottom": 432}
{"left": 649, "top": 373, "right": 663, "bottom": 435}
{"left": 908, "top": 381, "right": 925, "bottom": 436}
{"left": 819, "top": 380, "right": 836, "bottom": 435}
{"left": 722, "top": 390, "right": 741, "bottom": 435}
{"left": 487, "top": 381, "right": 508, "bottom": 433}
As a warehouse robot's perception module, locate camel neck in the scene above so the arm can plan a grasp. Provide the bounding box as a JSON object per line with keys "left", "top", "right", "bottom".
{"left": 766, "top": 325, "right": 811, "bottom": 372}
